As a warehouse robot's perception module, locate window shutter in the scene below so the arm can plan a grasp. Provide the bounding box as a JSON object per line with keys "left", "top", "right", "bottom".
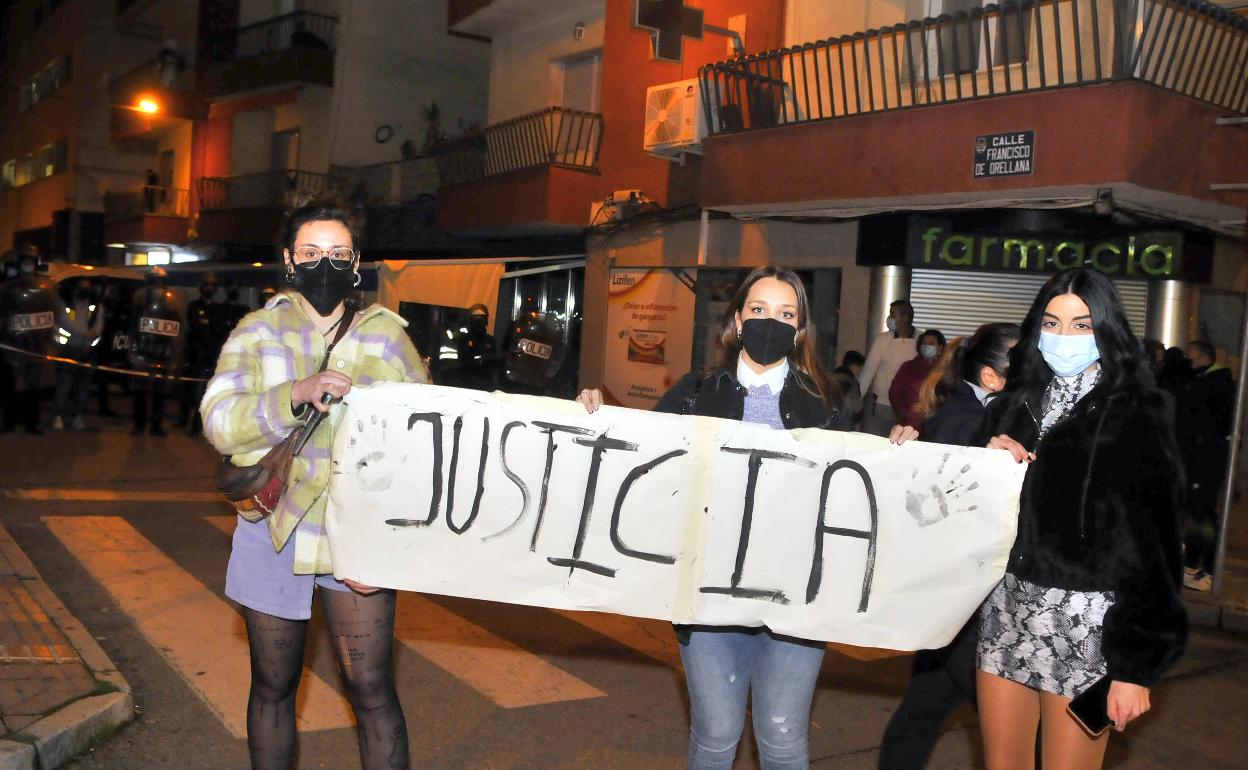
{"left": 910, "top": 269, "right": 1149, "bottom": 339}
{"left": 561, "top": 54, "right": 600, "bottom": 113}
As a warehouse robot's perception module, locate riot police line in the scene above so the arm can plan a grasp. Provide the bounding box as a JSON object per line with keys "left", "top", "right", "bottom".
{"left": 0, "top": 342, "right": 209, "bottom": 383}
{"left": 1, "top": 252, "right": 233, "bottom": 435}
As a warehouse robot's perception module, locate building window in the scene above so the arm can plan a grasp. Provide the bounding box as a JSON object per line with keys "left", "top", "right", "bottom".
{"left": 559, "top": 53, "right": 601, "bottom": 113}
{"left": 1, "top": 160, "right": 15, "bottom": 189}
{"left": 16, "top": 154, "right": 33, "bottom": 186}
{"left": 36, "top": 139, "right": 67, "bottom": 178}
{"left": 915, "top": 1, "right": 1029, "bottom": 78}
{"left": 21, "top": 55, "right": 71, "bottom": 111}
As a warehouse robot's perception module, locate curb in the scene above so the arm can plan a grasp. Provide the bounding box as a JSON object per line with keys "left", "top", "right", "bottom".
{"left": 1184, "top": 595, "right": 1248, "bottom": 634}
{"left": 0, "top": 526, "right": 135, "bottom": 770}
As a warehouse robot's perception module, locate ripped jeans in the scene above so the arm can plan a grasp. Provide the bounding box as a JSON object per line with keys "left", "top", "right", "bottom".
{"left": 680, "top": 626, "right": 826, "bottom": 770}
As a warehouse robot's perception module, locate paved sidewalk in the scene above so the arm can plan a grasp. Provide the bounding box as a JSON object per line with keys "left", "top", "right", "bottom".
{"left": 1183, "top": 499, "right": 1248, "bottom": 633}
{"left": 0, "top": 525, "right": 133, "bottom": 770}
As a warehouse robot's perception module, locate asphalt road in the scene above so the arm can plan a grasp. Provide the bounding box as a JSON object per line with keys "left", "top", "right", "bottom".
{"left": 1, "top": 415, "right": 1246, "bottom": 769}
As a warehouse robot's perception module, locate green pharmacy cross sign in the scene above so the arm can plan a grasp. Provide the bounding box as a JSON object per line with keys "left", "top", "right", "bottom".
{"left": 635, "top": 0, "right": 704, "bottom": 62}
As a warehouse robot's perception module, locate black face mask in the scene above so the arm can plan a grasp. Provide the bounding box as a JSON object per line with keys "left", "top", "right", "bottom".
{"left": 469, "top": 315, "right": 488, "bottom": 331}
{"left": 740, "top": 317, "right": 796, "bottom": 366}
{"left": 291, "top": 259, "right": 355, "bottom": 316}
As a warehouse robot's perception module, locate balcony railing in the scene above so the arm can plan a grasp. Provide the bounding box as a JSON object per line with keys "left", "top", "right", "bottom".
{"left": 699, "top": 0, "right": 1248, "bottom": 135}
{"left": 198, "top": 171, "right": 327, "bottom": 211}
{"left": 240, "top": 11, "right": 336, "bottom": 58}
{"left": 327, "top": 157, "right": 439, "bottom": 205}
{"left": 430, "top": 107, "right": 603, "bottom": 187}
{"left": 103, "top": 187, "right": 190, "bottom": 219}
{"left": 110, "top": 57, "right": 195, "bottom": 96}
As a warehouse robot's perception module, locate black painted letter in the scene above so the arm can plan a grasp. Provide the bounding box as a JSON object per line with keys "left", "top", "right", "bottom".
{"left": 547, "top": 432, "right": 639, "bottom": 577}
{"left": 385, "top": 413, "right": 444, "bottom": 527}
{"left": 699, "top": 448, "right": 817, "bottom": 604}
{"left": 806, "top": 460, "right": 878, "bottom": 612}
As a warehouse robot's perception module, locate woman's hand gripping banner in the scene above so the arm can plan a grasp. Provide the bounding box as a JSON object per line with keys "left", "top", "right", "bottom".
{"left": 326, "top": 382, "right": 1025, "bottom": 649}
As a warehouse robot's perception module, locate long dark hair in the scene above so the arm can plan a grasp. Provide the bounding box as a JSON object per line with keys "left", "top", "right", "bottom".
{"left": 917, "top": 322, "right": 1020, "bottom": 419}
{"left": 712, "top": 266, "right": 844, "bottom": 410}
{"left": 1005, "top": 268, "right": 1148, "bottom": 398}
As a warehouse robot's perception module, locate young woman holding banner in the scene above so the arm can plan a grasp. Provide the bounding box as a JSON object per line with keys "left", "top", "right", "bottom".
{"left": 879, "top": 322, "right": 1020, "bottom": 769}
{"left": 202, "top": 201, "right": 426, "bottom": 770}
{"left": 581, "top": 266, "right": 858, "bottom": 770}
{"left": 970, "top": 268, "right": 1186, "bottom": 769}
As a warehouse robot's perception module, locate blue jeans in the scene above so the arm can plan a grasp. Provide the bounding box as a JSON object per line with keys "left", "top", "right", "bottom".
{"left": 680, "top": 626, "right": 826, "bottom": 770}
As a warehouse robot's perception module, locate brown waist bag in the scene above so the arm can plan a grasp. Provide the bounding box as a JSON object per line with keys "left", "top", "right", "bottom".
{"left": 215, "top": 308, "right": 354, "bottom": 522}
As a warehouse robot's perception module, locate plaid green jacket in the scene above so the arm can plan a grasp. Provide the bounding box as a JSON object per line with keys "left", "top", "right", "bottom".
{"left": 201, "top": 292, "right": 428, "bottom": 574}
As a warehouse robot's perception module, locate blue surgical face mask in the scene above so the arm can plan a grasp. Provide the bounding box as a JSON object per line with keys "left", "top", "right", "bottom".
{"left": 1038, "top": 331, "right": 1100, "bottom": 377}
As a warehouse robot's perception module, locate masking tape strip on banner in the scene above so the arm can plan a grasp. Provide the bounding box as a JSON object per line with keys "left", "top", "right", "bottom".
{"left": 0, "top": 342, "right": 209, "bottom": 383}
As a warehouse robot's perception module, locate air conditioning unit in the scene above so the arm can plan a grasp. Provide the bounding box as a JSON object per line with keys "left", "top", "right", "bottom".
{"left": 643, "top": 78, "right": 710, "bottom": 160}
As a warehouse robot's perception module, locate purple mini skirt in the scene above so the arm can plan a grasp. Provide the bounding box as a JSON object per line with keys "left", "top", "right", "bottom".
{"left": 225, "top": 514, "right": 349, "bottom": 621}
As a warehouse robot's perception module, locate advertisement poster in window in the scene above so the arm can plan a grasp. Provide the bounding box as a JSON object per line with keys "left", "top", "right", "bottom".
{"left": 603, "top": 269, "right": 697, "bottom": 409}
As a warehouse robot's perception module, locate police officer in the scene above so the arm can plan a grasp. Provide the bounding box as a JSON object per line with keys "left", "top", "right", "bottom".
{"left": 0, "top": 244, "right": 56, "bottom": 433}
{"left": 129, "top": 266, "right": 184, "bottom": 436}
{"left": 218, "top": 279, "right": 249, "bottom": 333}
{"left": 178, "top": 272, "right": 223, "bottom": 435}
{"left": 51, "top": 277, "right": 104, "bottom": 430}
{"left": 501, "top": 307, "right": 565, "bottom": 396}
{"left": 454, "top": 303, "right": 498, "bottom": 391}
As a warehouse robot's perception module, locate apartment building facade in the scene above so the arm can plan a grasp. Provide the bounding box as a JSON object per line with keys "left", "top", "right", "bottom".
{"left": 434, "top": 0, "right": 1247, "bottom": 408}
{"left": 0, "top": 0, "right": 491, "bottom": 264}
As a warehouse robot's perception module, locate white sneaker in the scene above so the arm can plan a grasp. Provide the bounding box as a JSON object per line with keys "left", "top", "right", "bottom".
{"left": 1183, "top": 571, "right": 1212, "bottom": 591}
{"left": 51, "top": 416, "right": 64, "bottom": 431}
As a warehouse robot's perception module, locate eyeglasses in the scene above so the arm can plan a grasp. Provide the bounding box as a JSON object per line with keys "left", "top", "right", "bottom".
{"left": 292, "top": 246, "right": 357, "bottom": 269}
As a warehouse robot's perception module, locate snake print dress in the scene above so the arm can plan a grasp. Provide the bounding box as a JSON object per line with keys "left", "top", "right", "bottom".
{"left": 976, "top": 369, "right": 1116, "bottom": 698}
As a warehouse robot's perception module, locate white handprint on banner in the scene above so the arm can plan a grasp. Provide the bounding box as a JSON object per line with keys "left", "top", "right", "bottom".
{"left": 905, "top": 453, "right": 980, "bottom": 527}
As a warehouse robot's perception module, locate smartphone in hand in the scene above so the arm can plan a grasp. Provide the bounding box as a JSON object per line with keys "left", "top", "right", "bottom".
{"left": 1067, "top": 676, "right": 1113, "bottom": 736}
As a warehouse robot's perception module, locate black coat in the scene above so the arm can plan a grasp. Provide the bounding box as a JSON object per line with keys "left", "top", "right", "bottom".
{"left": 654, "top": 365, "right": 852, "bottom": 430}
{"left": 1177, "top": 365, "right": 1234, "bottom": 496}
{"left": 920, "top": 382, "right": 986, "bottom": 446}
{"left": 655, "top": 363, "right": 849, "bottom": 646}
{"left": 979, "top": 383, "right": 1187, "bottom": 686}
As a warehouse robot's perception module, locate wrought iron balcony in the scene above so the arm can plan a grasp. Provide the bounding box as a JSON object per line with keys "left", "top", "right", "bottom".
{"left": 699, "top": 0, "right": 1248, "bottom": 135}
{"left": 104, "top": 187, "right": 190, "bottom": 220}
{"left": 198, "top": 171, "right": 327, "bottom": 211}
{"left": 430, "top": 107, "right": 603, "bottom": 187}
{"left": 233, "top": 11, "right": 337, "bottom": 59}
{"left": 327, "top": 158, "right": 439, "bottom": 205}
{"left": 200, "top": 11, "right": 337, "bottom": 94}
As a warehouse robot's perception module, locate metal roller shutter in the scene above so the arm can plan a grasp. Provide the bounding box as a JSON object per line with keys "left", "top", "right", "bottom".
{"left": 910, "top": 269, "right": 1149, "bottom": 340}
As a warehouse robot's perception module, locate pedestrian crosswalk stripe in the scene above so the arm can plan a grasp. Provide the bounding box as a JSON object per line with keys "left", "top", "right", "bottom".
{"left": 552, "top": 610, "right": 684, "bottom": 670}
{"left": 205, "top": 516, "right": 606, "bottom": 709}
{"left": 6, "top": 488, "right": 222, "bottom": 502}
{"left": 46, "top": 516, "right": 356, "bottom": 737}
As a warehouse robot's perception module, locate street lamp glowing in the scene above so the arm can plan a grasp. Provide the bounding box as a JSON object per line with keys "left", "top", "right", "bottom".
{"left": 137, "top": 98, "right": 159, "bottom": 114}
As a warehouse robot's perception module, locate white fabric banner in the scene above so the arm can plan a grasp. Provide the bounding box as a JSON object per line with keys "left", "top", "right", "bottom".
{"left": 327, "top": 383, "right": 1025, "bottom": 649}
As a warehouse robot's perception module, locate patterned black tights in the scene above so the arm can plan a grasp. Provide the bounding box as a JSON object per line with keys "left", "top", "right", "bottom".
{"left": 243, "top": 589, "right": 409, "bottom": 769}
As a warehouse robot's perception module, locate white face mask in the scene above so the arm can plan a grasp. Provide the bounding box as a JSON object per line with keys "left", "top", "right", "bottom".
{"left": 920, "top": 344, "right": 939, "bottom": 360}
{"left": 886, "top": 316, "right": 898, "bottom": 333}
{"left": 1038, "top": 331, "right": 1101, "bottom": 377}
